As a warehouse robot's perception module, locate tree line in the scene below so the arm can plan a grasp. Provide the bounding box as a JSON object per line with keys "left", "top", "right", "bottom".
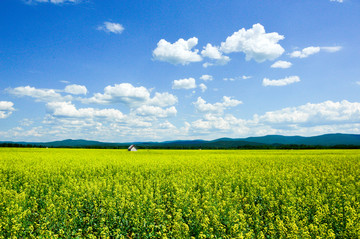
{"left": 1, "top": 142, "right": 360, "bottom": 149}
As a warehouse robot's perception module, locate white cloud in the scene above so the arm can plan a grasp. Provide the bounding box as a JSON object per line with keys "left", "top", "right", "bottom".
{"left": 330, "top": 0, "right": 343, "bottom": 2}
{"left": 78, "top": 83, "right": 178, "bottom": 108}
{"left": 0, "top": 101, "right": 15, "bottom": 119}
{"left": 202, "top": 63, "right": 214, "bottom": 68}
{"left": 83, "top": 83, "right": 150, "bottom": 106}
{"left": 7, "top": 86, "right": 71, "bottom": 102}
{"left": 192, "top": 117, "right": 230, "bottom": 131}
{"left": 201, "top": 43, "right": 230, "bottom": 67}
{"left": 153, "top": 37, "right": 202, "bottom": 65}
{"left": 262, "top": 76, "right": 300, "bottom": 87}
{"left": 82, "top": 83, "right": 178, "bottom": 109}
{"left": 200, "top": 75, "right": 213, "bottom": 81}
{"left": 25, "top": 0, "right": 79, "bottom": 4}
{"left": 37, "top": 106, "right": 180, "bottom": 142}
{"left": 188, "top": 113, "right": 250, "bottom": 136}
{"left": 133, "top": 105, "right": 177, "bottom": 118}
{"left": 321, "top": 46, "right": 342, "bottom": 52}
{"left": 4, "top": 96, "right": 360, "bottom": 141}
{"left": 199, "top": 83, "right": 207, "bottom": 93}
{"left": 290, "top": 46, "right": 342, "bottom": 58}
{"left": 242, "top": 76, "right": 252, "bottom": 80}
{"left": 201, "top": 44, "right": 222, "bottom": 59}
{"left": 97, "top": 22, "right": 124, "bottom": 34}
{"left": 356, "top": 81, "right": 360, "bottom": 86}
{"left": 33, "top": 115, "right": 183, "bottom": 141}
{"left": 193, "top": 96, "right": 242, "bottom": 114}
{"left": 224, "top": 75, "right": 252, "bottom": 81}
{"left": 223, "top": 78, "right": 235, "bottom": 81}
{"left": 220, "top": 23, "right": 285, "bottom": 63}
{"left": 147, "top": 92, "right": 178, "bottom": 107}
{"left": 289, "top": 46, "right": 320, "bottom": 58}
{"left": 7, "top": 84, "right": 178, "bottom": 117}
{"left": 159, "top": 121, "right": 176, "bottom": 129}
{"left": 20, "top": 118, "right": 34, "bottom": 127}
{"left": 0, "top": 126, "right": 45, "bottom": 139}
{"left": 257, "top": 100, "right": 360, "bottom": 124}
{"left": 1, "top": 106, "right": 183, "bottom": 142}
{"left": 172, "top": 78, "right": 196, "bottom": 90}
{"left": 187, "top": 100, "right": 360, "bottom": 138}
{"left": 271, "top": 60, "right": 292, "bottom": 69}
{"left": 46, "top": 101, "right": 125, "bottom": 121}
{"left": 64, "top": 84, "right": 88, "bottom": 95}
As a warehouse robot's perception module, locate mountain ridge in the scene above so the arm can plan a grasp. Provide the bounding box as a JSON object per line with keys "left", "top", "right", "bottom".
{"left": 1, "top": 133, "right": 360, "bottom": 149}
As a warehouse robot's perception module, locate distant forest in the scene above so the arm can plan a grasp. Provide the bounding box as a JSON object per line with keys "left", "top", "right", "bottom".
{"left": 1, "top": 142, "right": 360, "bottom": 149}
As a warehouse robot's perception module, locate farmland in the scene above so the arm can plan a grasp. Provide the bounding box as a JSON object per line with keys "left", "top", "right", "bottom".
{"left": 0, "top": 148, "right": 359, "bottom": 238}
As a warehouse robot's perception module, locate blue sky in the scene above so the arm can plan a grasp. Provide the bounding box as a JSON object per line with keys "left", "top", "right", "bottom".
{"left": 1, "top": 0, "right": 360, "bottom": 142}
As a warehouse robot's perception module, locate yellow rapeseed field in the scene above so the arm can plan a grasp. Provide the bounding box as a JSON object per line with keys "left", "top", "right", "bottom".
{"left": 0, "top": 148, "right": 359, "bottom": 238}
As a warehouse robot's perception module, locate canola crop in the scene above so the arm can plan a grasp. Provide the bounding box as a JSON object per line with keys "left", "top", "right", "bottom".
{"left": 0, "top": 148, "right": 359, "bottom": 238}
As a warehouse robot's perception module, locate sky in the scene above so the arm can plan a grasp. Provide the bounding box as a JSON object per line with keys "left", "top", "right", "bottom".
{"left": 1, "top": 0, "right": 360, "bottom": 142}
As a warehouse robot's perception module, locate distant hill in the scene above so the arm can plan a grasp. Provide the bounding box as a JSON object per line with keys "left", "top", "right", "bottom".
{"left": 243, "top": 134, "right": 360, "bottom": 146}
{"left": 1, "top": 133, "right": 360, "bottom": 149}
{"left": 0, "top": 139, "right": 128, "bottom": 148}
{"left": 41, "top": 139, "right": 107, "bottom": 147}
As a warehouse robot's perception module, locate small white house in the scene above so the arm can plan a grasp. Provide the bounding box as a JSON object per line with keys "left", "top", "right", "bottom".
{"left": 128, "top": 145, "right": 137, "bottom": 151}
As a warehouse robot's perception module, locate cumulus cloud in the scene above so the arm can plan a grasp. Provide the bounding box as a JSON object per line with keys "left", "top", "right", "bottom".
{"left": 193, "top": 96, "right": 242, "bottom": 114}
{"left": 172, "top": 78, "right": 196, "bottom": 90}
{"left": 201, "top": 44, "right": 222, "bottom": 59}
{"left": 220, "top": 23, "right": 285, "bottom": 63}
{"left": 223, "top": 75, "right": 252, "bottom": 81}
{"left": 290, "top": 46, "right": 342, "bottom": 58}
{"left": 82, "top": 83, "right": 150, "bottom": 106}
{"left": 271, "top": 60, "right": 292, "bottom": 69}
{"left": 18, "top": 114, "right": 181, "bottom": 142}
{"left": 200, "top": 75, "right": 213, "bottom": 81}
{"left": 201, "top": 43, "right": 230, "bottom": 67}
{"left": 46, "top": 101, "right": 125, "bottom": 121}
{"left": 64, "top": 84, "right": 88, "bottom": 95}
{"left": 97, "top": 22, "right": 124, "bottom": 34}
{"left": 0, "top": 97, "right": 181, "bottom": 141}
{"left": 147, "top": 92, "right": 178, "bottom": 107}
{"left": 188, "top": 113, "right": 250, "bottom": 136}
{"left": 6, "top": 84, "right": 177, "bottom": 113}
{"left": 187, "top": 100, "right": 360, "bottom": 137}
{"left": 159, "top": 121, "right": 176, "bottom": 129}
{"left": 81, "top": 83, "right": 178, "bottom": 110}
{"left": 0, "top": 101, "right": 15, "bottom": 119}
{"left": 289, "top": 46, "right": 320, "bottom": 58}
{"left": 133, "top": 105, "right": 177, "bottom": 118}
{"left": 38, "top": 103, "right": 179, "bottom": 142}
{"left": 153, "top": 37, "right": 202, "bottom": 65}
{"left": 25, "top": 0, "right": 79, "bottom": 4}
{"left": 262, "top": 76, "right": 300, "bottom": 87}
{"left": 192, "top": 116, "right": 230, "bottom": 131}
{"left": 257, "top": 100, "right": 360, "bottom": 124}
{"left": 7, "top": 86, "right": 71, "bottom": 102}
{"left": 199, "top": 83, "right": 207, "bottom": 93}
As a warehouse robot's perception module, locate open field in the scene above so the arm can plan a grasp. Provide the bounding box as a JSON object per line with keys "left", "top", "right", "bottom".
{"left": 0, "top": 149, "right": 359, "bottom": 238}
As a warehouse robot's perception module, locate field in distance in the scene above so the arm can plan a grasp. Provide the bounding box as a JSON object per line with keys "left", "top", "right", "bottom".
{"left": 0, "top": 148, "right": 359, "bottom": 238}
